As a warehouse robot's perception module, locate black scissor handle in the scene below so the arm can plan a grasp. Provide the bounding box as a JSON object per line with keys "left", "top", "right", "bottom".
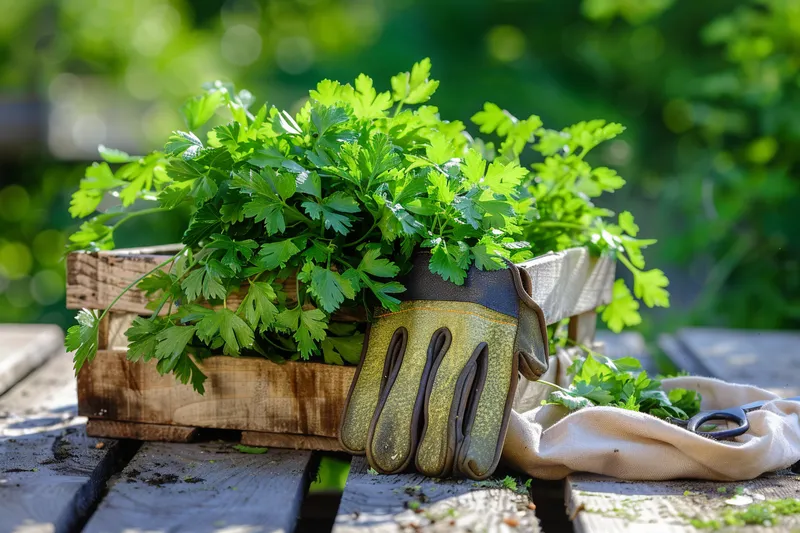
{"left": 686, "top": 407, "right": 750, "bottom": 440}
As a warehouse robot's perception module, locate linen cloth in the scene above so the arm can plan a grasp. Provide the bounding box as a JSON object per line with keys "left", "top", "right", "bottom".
{"left": 504, "top": 348, "right": 800, "bottom": 481}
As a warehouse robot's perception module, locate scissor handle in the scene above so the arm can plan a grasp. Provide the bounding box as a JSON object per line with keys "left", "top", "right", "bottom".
{"left": 686, "top": 407, "right": 750, "bottom": 440}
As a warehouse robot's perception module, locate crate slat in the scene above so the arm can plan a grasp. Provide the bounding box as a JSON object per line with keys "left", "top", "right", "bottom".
{"left": 67, "top": 246, "right": 614, "bottom": 325}
{"left": 78, "top": 350, "right": 356, "bottom": 441}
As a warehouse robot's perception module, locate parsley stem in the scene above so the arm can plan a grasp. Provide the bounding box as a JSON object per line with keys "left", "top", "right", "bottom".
{"left": 260, "top": 335, "right": 294, "bottom": 353}
{"left": 343, "top": 221, "right": 379, "bottom": 248}
{"left": 617, "top": 253, "right": 639, "bottom": 274}
{"left": 97, "top": 247, "right": 188, "bottom": 324}
{"left": 534, "top": 221, "right": 587, "bottom": 231}
{"left": 536, "top": 379, "right": 572, "bottom": 394}
{"left": 110, "top": 206, "right": 170, "bottom": 232}
{"left": 286, "top": 205, "right": 314, "bottom": 226}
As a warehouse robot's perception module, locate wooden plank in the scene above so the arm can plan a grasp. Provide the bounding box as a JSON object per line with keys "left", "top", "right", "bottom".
{"left": 657, "top": 333, "right": 715, "bottom": 378}
{"left": 83, "top": 441, "right": 316, "bottom": 533}
{"left": 0, "top": 324, "right": 63, "bottom": 396}
{"left": 673, "top": 328, "right": 800, "bottom": 396}
{"left": 78, "top": 349, "right": 356, "bottom": 439}
{"left": 67, "top": 246, "right": 614, "bottom": 325}
{"left": 334, "top": 457, "right": 540, "bottom": 532}
{"left": 67, "top": 246, "right": 181, "bottom": 315}
{"left": 0, "top": 351, "right": 136, "bottom": 533}
{"left": 566, "top": 472, "right": 800, "bottom": 533}
{"left": 241, "top": 431, "right": 345, "bottom": 451}
{"left": 99, "top": 312, "right": 137, "bottom": 350}
{"left": 569, "top": 311, "right": 598, "bottom": 346}
{"left": 87, "top": 419, "right": 199, "bottom": 442}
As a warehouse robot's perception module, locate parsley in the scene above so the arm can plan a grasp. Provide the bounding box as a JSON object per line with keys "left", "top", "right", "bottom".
{"left": 541, "top": 349, "right": 701, "bottom": 420}
{"left": 691, "top": 498, "right": 800, "bottom": 529}
{"left": 232, "top": 444, "right": 268, "bottom": 454}
{"left": 66, "top": 59, "right": 668, "bottom": 391}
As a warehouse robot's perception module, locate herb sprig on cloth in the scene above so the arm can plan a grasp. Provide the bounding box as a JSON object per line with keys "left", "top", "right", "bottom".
{"left": 66, "top": 59, "right": 670, "bottom": 392}
{"left": 542, "top": 352, "right": 701, "bottom": 419}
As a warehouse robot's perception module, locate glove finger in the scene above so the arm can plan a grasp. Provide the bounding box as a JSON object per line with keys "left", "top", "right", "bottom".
{"left": 455, "top": 339, "right": 519, "bottom": 480}
{"left": 414, "top": 305, "right": 518, "bottom": 479}
{"left": 415, "top": 340, "right": 483, "bottom": 477}
{"left": 366, "top": 324, "right": 447, "bottom": 474}
{"left": 339, "top": 322, "right": 408, "bottom": 454}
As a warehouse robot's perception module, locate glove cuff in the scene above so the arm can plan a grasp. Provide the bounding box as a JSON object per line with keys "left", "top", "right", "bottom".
{"left": 400, "top": 253, "right": 549, "bottom": 380}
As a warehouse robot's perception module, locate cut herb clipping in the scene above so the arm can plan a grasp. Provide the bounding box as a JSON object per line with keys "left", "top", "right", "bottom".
{"left": 66, "top": 59, "right": 670, "bottom": 392}
{"left": 541, "top": 351, "right": 701, "bottom": 420}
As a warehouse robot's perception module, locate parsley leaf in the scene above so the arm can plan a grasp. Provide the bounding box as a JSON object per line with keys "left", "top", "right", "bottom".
{"left": 310, "top": 266, "right": 356, "bottom": 313}
{"left": 195, "top": 308, "right": 255, "bottom": 356}
{"left": 391, "top": 57, "right": 440, "bottom": 105}
{"left": 276, "top": 306, "right": 328, "bottom": 359}
{"left": 600, "top": 280, "right": 642, "bottom": 333}
{"left": 238, "top": 282, "right": 279, "bottom": 333}
{"left": 66, "top": 309, "right": 100, "bottom": 373}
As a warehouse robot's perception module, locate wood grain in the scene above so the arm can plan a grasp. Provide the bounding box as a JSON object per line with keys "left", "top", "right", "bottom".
{"left": 663, "top": 328, "right": 800, "bottom": 397}
{"left": 78, "top": 350, "right": 356, "bottom": 440}
{"left": 67, "top": 246, "right": 614, "bottom": 325}
{"left": 334, "top": 457, "right": 540, "bottom": 532}
{"left": 567, "top": 472, "right": 800, "bottom": 533}
{"left": 0, "top": 323, "right": 64, "bottom": 396}
{"left": 87, "top": 419, "right": 199, "bottom": 442}
{"left": 241, "top": 431, "right": 345, "bottom": 451}
{"left": 0, "top": 350, "right": 135, "bottom": 533}
{"left": 83, "top": 441, "right": 316, "bottom": 533}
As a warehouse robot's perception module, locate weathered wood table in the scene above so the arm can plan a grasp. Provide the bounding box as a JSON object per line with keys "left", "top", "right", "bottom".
{"left": 1, "top": 325, "right": 798, "bottom": 532}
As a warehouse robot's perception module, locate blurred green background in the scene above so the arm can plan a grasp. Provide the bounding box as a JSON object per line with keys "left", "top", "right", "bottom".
{"left": 0, "top": 0, "right": 798, "bottom": 334}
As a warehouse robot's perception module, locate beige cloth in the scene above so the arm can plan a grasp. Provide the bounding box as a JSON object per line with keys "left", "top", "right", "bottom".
{"left": 504, "top": 349, "right": 800, "bottom": 481}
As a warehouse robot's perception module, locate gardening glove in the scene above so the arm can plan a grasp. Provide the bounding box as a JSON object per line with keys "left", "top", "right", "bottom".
{"left": 339, "top": 253, "right": 549, "bottom": 480}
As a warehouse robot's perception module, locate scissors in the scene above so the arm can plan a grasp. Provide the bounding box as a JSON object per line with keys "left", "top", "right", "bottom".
{"left": 668, "top": 396, "right": 800, "bottom": 440}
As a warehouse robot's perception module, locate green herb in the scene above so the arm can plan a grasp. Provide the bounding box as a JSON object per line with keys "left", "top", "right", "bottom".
{"left": 367, "top": 467, "right": 379, "bottom": 476}
{"left": 473, "top": 475, "right": 531, "bottom": 495}
{"left": 407, "top": 501, "right": 421, "bottom": 511}
{"left": 541, "top": 350, "right": 701, "bottom": 420}
{"left": 716, "top": 486, "right": 728, "bottom": 494}
{"left": 691, "top": 498, "right": 800, "bottom": 529}
{"left": 501, "top": 476, "right": 517, "bottom": 491}
{"left": 66, "top": 60, "right": 668, "bottom": 391}
{"left": 232, "top": 444, "right": 268, "bottom": 454}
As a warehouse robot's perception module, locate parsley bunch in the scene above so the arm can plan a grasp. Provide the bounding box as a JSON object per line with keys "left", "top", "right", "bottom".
{"left": 66, "top": 59, "right": 669, "bottom": 392}
{"left": 542, "top": 352, "right": 701, "bottom": 420}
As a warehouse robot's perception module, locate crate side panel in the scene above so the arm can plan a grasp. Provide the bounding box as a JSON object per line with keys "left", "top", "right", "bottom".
{"left": 78, "top": 351, "right": 356, "bottom": 437}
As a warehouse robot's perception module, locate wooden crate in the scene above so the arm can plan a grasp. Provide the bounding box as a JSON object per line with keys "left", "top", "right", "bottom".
{"left": 67, "top": 246, "right": 615, "bottom": 450}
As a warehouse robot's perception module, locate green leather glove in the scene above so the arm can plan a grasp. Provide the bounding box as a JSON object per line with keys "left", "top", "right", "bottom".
{"left": 339, "top": 254, "right": 549, "bottom": 480}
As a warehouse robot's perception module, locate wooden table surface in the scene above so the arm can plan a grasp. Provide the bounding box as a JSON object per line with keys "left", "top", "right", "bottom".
{"left": 0, "top": 325, "right": 798, "bottom": 533}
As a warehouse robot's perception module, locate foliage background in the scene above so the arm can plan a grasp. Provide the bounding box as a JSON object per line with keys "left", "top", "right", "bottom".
{"left": 0, "top": 0, "right": 797, "bottom": 335}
